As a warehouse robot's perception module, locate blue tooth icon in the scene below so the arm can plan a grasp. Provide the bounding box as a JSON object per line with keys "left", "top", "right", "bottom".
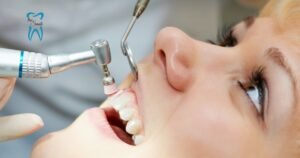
{"left": 27, "top": 12, "right": 44, "bottom": 41}
{"left": 28, "top": 26, "right": 43, "bottom": 41}
{"left": 27, "top": 12, "right": 44, "bottom": 21}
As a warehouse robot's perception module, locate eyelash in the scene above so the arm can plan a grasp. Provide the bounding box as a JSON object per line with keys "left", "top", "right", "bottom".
{"left": 209, "top": 25, "right": 267, "bottom": 120}
{"left": 208, "top": 25, "right": 237, "bottom": 47}
{"left": 239, "top": 67, "right": 267, "bottom": 120}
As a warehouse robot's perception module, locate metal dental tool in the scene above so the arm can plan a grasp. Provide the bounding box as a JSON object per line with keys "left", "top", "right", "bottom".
{"left": 90, "top": 39, "right": 118, "bottom": 95}
{"left": 0, "top": 48, "right": 95, "bottom": 78}
{"left": 121, "top": 0, "right": 150, "bottom": 80}
{"left": 0, "top": 0, "right": 150, "bottom": 95}
{"left": 0, "top": 42, "right": 117, "bottom": 95}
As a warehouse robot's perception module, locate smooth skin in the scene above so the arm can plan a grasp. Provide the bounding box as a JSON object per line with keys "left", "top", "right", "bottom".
{"left": 0, "top": 78, "right": 43, "bottom": 142}
{"left": 31, "top": 17, "right": 300, "bottom": 158}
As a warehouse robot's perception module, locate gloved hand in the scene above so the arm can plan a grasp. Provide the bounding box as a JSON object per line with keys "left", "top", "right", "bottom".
{"left": 0, "top": 78, "right": 43, "bottom": 142}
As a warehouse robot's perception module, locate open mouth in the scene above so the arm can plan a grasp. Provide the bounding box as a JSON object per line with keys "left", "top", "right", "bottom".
{"left": 103, "top": 89, "right": 144, "bottom": 145}
{"left": 103, "top": 107, "right": 133, "bottom": 145}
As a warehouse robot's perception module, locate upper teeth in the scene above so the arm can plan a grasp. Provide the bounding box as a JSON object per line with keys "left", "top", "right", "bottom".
{"left": 119, "top": 107, "right": 135, "bottom": 121}
{"left": 108, "top": 90, "right": 144, "bottom": 145}
{"left": 126, "top": 119, "right": 142, "bottom": 135}
{"left": 132, "top": 134, "right": 144, "bottom": 145}
{"left": 112, "top": 93, "right": 133, "bottom": 111}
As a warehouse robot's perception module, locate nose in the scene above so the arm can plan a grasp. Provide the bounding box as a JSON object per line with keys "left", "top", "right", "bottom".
{"left": 154, "top": 27, "right": 198, "bottom": 91}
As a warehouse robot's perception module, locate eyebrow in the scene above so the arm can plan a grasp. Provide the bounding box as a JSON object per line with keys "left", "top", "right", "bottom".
{"left": 240, "top": 19, "right": 296, "bottom": 87}
{"left": 265, "top": 47, "right": 297, "bottom": 94}
{"left": 236, "top": 18, "right": 294, "bottom": 83}
{"left": 243, "top": 16, "right": 255, "bottom": 28}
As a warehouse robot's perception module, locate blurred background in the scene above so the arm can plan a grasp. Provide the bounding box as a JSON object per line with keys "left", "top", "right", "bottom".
{"left": 0, "top": 0, "right": 265, "bottom": 157}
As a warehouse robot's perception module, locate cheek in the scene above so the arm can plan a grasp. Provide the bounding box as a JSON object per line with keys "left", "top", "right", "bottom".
{"left": 156, "top": 94, "right": 265, "bottom": 157}
{"left": 31, "top": 132, "right": 64, "bottom": 158}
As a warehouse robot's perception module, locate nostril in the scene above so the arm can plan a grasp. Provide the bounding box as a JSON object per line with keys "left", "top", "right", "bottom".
{"left": 158, "top": 49, "right": 167, "bottom": 69}
{"left": 154, "top": 27, "right": 197, "bottom": 91}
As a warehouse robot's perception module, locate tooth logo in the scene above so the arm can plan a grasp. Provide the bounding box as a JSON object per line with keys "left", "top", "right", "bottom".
{"left": 27, "top": 12, "right": 44, "bottom": 41}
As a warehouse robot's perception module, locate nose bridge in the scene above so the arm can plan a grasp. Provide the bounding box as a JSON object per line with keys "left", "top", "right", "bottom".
{"left": 154, "top": 27, "right": 238, "bottom": 91}
{"left": 155, "top": 27, "right": 197, "bottom": 68}
{"left": 194, "top": 41, "right": 238, "bottom": 72}
{"left": 154, "top": 27, "right": 199, "bottom": 91}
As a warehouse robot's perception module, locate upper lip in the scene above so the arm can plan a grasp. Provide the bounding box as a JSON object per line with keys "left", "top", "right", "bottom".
{"left": 130, "top": 74, "right": 144, "bottom": 128}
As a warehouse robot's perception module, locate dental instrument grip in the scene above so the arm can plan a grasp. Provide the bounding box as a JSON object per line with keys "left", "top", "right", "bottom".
{"left": 0, "top": 48, "right": 97, "bottom": 78}
{"left": 133, "top": 0, "right": 150, "bottom": 18}
{"left": 22, "top": 51, "right": 50, "bottom": 78}
{"left": 0, "top": 48, "right": 50, "bottom": 78}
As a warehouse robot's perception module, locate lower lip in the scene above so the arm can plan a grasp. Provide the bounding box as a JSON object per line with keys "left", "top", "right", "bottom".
{"left": 84, "top": 107, "right": 119, "bottom": 140}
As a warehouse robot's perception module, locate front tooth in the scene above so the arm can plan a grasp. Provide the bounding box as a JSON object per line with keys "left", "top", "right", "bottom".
{"left": 112, "top": 93, "right": 133, "bottom": 111}
{"left": 133, "top": 135, "right": 144, "bottom": 145}
{"left": 119, "top": 107, "right": 135, "bottom": 121}
{"left": 126, "top": 119, "right": 142, "bottom": 135}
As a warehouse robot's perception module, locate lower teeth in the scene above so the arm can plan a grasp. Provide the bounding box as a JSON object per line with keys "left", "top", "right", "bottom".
{"left": 132, "top": 134, "right": 144, "bottom": 145}
{"left": 105, "top": 90, "right": 145, "bottom": 145}
{"left": 111, "top": 125, "right": 134, "bottom": 145}
{"left": 104, "top": 107, "right": 136, "bottom": 145}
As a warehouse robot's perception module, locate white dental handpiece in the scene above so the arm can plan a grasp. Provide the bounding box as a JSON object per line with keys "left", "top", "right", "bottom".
{"left": 0, "top": 48, "right": 95, "bottom": 78}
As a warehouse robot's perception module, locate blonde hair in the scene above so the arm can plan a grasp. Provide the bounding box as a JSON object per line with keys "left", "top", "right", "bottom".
{"left": 260, "top": 1, "right": 300, "bottom": 157}
{"left": 260, "top": 0, "right": 300, "bottom": 39}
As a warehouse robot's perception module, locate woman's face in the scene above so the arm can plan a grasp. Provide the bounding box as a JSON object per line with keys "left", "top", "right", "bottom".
{"left": 31, "top": 17, "right": 300, "bottom": 158}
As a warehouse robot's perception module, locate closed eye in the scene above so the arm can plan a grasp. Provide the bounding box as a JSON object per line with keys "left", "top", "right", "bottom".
{"left": 217, "top": 25, "right": 237, "bottom": 47}
{"left": 207, "top": 24, "right": 237, "bottom": 47}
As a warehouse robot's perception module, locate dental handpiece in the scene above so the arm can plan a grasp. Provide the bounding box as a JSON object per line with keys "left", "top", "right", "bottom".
{"left": 0, "top": 45, "right": 117, "bottom": 96}
{"left": 90, "top": 40, "right": 118, "bottom": 96}
{"left": 0, "top": 48, "right": 95, "bottom": 78}
{"left": 121, "top": 0, "right": 150, "bottom": 81}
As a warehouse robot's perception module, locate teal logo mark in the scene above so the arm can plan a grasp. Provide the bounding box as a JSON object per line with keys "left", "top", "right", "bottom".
{"left": 27, "top": 12, "right": 44, "bottom": 41}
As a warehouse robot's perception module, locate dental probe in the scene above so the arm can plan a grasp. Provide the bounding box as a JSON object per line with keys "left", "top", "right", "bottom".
{"left": 121, "top": 0, "right": 150, "bottom": 80}
{"left": 0, "top": 48, "right": 95, "bottom": 78}
{"left": 90, "top": 40, "right": 118, "bottom": 96}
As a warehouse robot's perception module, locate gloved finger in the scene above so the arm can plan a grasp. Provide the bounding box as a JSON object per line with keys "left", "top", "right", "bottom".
{"left": 0, "top": 78, "right": 16, "bottom": 110}
{"left": 0, "top": 113, "right": 44, "bottom": 142}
